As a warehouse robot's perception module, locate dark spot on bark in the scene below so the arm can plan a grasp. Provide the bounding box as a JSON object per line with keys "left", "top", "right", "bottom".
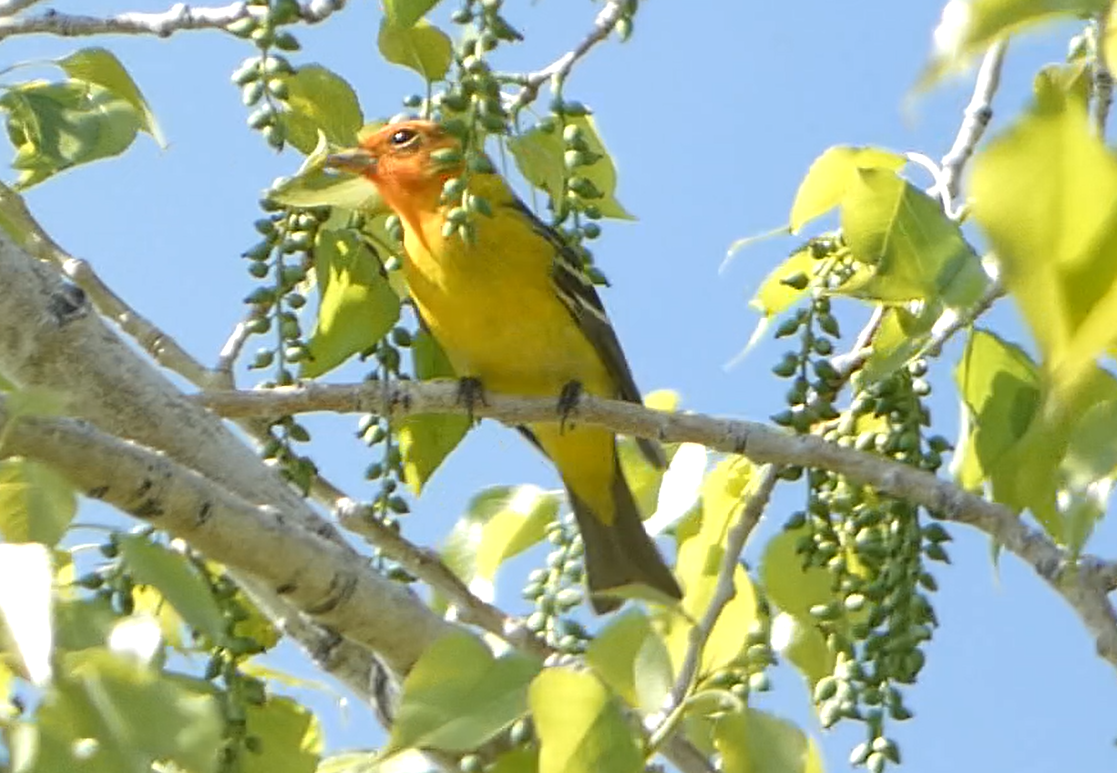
{"left": 135, "top": 478, "right": 153, "bottom": 497}
{"left": 48, "top": 283, "right": 88, "bottom": 324}
{"left": 275, "top": 581, "right": 297, "bottom": 595}
{"left": 196, "top": 501, "right": 213, "bottom": 525}
{"left": 87, "top": 485, "right": 109, "bottom": 499}
{"left": 132, "top": 499, "right": 164, "bottom": 518}
{"left": 306, "top": 571, "right": 358, "bottom": 615}
{"left": 733, "top": 430, "right": 749, "bottom": 454}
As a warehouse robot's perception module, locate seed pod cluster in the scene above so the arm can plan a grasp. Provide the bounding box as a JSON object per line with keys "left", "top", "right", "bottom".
{"left": 766, "top": 244, "right": 951, "bottom": 770}
{"left": 521, "top": 515, "right": 589, "bottom": 654}
{"left": 241, "top": 198, "right": 326, "bottom": 494}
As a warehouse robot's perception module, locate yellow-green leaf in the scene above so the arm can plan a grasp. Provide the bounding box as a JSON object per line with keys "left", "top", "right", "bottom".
{"left": 119, "top": 535, "right": 228, "bottom": 645}
{"left": 385, "top": 0, "right": 443, "bottom": 27}
{"left": 1, "top": 80, "right": 143, "bottom": 189}
{"left": 789, "top": 146, "right": 905, "bottom": 232}
{"left": 530, "top": 668, "right": 642, "bottom": 773}
{"left": 390, "top": 631, "right": 540, "bottom": 753}
{"left": 664, "top": 457, "right": 758, "bottom": 678}
{"left": 280, "top": 65, "right": 364, "bottom": 154}
{"left": 585, "top": 610, "right": 672, "bottom": 712}
{"left": 378, "top": 19, "right": 453, "bottom": 83}
{"left": 509, "top": 115, "right": 633, "bottom": 220}
{"left": 971, "top": 97, "right": 1117, "bottom": 402}
{"left": 841, "top": 168, "right": 987, "bottom": 308}
{"left": 302, "top": 228, "right": 400, "bottom": 378}
{"left": 715, "top": 709, "right": 825, "bottom": 773}
{"left": 58, "top": 47, "right": 163, "bottom": 145}
{"left": 0, "top": 457, "right": 76, "bottom": 546}
{"left": 398, "top": 329, "right": 470, "bottom": 494}
{"left": 243, "top": 694, "right": 322, "bottom": 773}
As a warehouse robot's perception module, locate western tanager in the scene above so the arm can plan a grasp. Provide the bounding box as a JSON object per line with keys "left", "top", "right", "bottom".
{"left": 328, "top": 120, "right": 681, "bottom": 612}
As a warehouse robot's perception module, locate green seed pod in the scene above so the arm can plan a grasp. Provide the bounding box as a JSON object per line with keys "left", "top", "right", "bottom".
{"left": 263, "top": 123, "right": 285, "bottom": 149}
{"left": 467, "top": 154, "right": 495, "bottom": 174}
{"left": 247, "top": 261, "right": 270, "bottom": 279}
{"left": 849, "top": 742, "right": 870, "bottom": 766}
{"left": 247, "top": 105, "right": 275, "bottom": 129}
{"left": 564, "top": 149, "right": 587, "bottom": 171}
{"left": 537, "top": 116, "right": 558, "bottom": 134}
{"left": 466, "top": 193, "right": 492, "bottom": 217}
{"left": 273, "top": 31, "right": 300, "bottom": 51}
{"left": 262, "top": 55, "right": 294, "bottom": 76}
{"left": 771, "top": 353, "right": 799, "bottom": 378}
{"left": 243, "top": 287, "right": 275, "bottom": 304}
{"left": 250, "top": 25, "right": 275, "bottom": 46}
{"left": 554, "top": 587, "right": 583, "bottom": 610}
{"left": 267, "top": 78, "right": 290, "bottom": 99}
{"left": 270, "top": 0, "right": 300, "bottom": 23}
{"left": 227, "top": 17, "right": 258, "bottom": 38}
{"left": 781, "top": 271, "right": 810, "bottom": 290}
{"left": 450, "top": 8, "right": 473, "bottom": 23}
{"left": 242, "top": 80, "right": 265, "bottom": 106}
{"left": 774, "top": 316, "right": 801, "bottom": 339}
{"left": 615, "top": 16, "right": 633, "bottom": 40}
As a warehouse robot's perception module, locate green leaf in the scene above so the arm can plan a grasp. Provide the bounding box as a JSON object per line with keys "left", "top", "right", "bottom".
{"left": 385, "top": 0, "right": 443, "bottom": 27}
{"left": 398, "top": 330, "right": 470, "bottom": 495}
{"left": 529, "top": 668, "right": 642, "bottom": 773}
{"left": 0, "top": 80, "right": 143, "bottom": 189}
{"left": 925, "top": 0, "right": 1106, "bottom": 84}
{"left": 243, "top": 694, "right": 322, "bottom": 773}
{"left": 715, "top": 709, "right": 824, "bottom": 773}
{"left": 750, "top": 247, "right": 815, "bottom": 318}
{"left": 390, "top": 631, "right": 541, "bottom": 753}
{"left": 302, "top": 228, "right": 400, "bottom": 378}
{"left": 616, "top": 389, "right": 682, "bottom": 518}
{"left": 280, "top": 65, "right": 364, "bottom": 155}
{"left": 36, "top": 650, "right": 222, "bottom": 773}
{"left": 971, "top": 97, "right": 1117, "bottom": 402}
{"left": 270, "top": 168, "right": 383, "bottom": 211}
{"left": 1034, "top": 61, "right": 1091, "bottom": 113}
{"left": 378, "top": 19, "right": 453, "bottom": 83}
{"left": 663, "top": 457, "right": 758, "bottom": 678}
{"left": 586, "top": 610, "right": 668, "bottom": 711}
{"left": 57, "top": 47, "right": 163, "bottom": 145}
{"left": 0, "top": 457, "right": 76, "bottom": 546}
{"left": 760, "top": 529, "right": 841, "bottom": 688}
{"left": 858, "top": 303, "right": 941, "bottom": 384}
{"left": 789, "top": 146, "right": 905, "bottom": 232}
{"left": 316, "top": 752, "right": 381, "bottom": 773}
{"left": 841, "top": 168, "right": 987, "bottom": 308}
{"left": 118, "top": 535, "right": 227, "bottom": 645}
{"left": 509, "top": 116, "right": 634, "bottom": 220}
{"left": 0, "top": 543, "right": 53, "bottom": 685}
{"left": 438, "top": 484, "right": 557, "bottom": 611}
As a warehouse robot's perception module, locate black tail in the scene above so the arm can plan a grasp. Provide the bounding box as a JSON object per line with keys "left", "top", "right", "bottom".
{"left": 567, "top": 454, "right": 682, "bottom": 613}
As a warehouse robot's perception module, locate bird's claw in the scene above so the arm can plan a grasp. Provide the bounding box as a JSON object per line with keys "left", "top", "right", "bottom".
{"left": 457, "top": 376, "right": 487, "bottom": 425}
{"left": 558, "top": 380, "right": 583, "bottom": 434}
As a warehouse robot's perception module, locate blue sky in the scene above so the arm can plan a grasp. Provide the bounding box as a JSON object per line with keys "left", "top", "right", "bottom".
{"left": 7, "top": 0, "right": 1116, "bottom": 770}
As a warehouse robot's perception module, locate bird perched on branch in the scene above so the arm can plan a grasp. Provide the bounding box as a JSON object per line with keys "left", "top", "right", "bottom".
{"left": 328, "top": 120, "right": 681, "bottom": 613}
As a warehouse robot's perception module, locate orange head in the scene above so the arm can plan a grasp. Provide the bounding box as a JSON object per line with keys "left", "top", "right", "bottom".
{"left": 326, "top": 120, "right": 463, "bottom": 219}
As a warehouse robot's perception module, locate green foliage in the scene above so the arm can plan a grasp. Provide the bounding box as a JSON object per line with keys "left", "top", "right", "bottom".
{"left": 57, "top": 47, "right": 163, "bottom": 145}
{"left": 790, "top": 146, "right": 905, "bottom": 233}
{"left": 715, "top": 709, "right": 825, "bottom": 773}
{"left": 278, "top": 65, "right": 364, "bottom": 153}
{"left": 378, "top": 19, "right": 454, "bottom": 83}
{"left": 388, "top": 631, "right": 541, "bottom": 754}
{"left": 0, "top": 457, "right": 76, "bottom": 546}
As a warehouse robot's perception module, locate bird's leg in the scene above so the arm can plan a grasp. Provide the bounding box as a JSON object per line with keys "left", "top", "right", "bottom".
{"left": 557, "top": 380, "right": 583, "bottom": 434}
{"left": 456, "top": 376, "right": 487, "bottom": 426}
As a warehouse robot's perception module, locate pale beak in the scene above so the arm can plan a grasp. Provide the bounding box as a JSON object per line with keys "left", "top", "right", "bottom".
{"left": 326, "top": 149, "right": 376, "bottom": 174}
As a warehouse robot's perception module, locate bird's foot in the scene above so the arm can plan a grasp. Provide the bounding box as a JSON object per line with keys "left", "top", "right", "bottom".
{"left": 557, "top": 380, "right": 583, "bottom": 434}
{"left": 456, "top": 376, "right": 487, "bottom": 425}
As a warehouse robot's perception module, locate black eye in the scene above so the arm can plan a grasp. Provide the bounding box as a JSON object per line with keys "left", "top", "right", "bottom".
{"left": 389, "top": 128, "right": 418, "bottom": 147}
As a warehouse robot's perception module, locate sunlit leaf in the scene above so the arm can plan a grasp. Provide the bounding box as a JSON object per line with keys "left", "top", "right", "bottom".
{"left": 118, "top": 536, "right": 227, "bottom": 645}
{"left": 302, "top": 227, "right": 400, "bottom": 378}
{"left": 280, "top": 65, "right": 364, "bottom": 154}
{"left": 398, "top": 330, "right": 470, "bottom": 494}
{"left": 378, "top": 19, "right": 453, "bottom": 83}
{"left": 789, "top": 146, "right": 904, "bottom": 232}
{"left": 0, "top": 457, "right": 76, "bottom": 546}
{"left": 971, "top": 96, "right": 1117, "bottom": 401}
{"left": 243, "top": 694, "right": 322, "bottom": 773}
{"left": 509, "top": 115, "right": 633, "bottom": 220}
{"left": 57, "top": 47, "right": 163, "bottom": 145}
{"left": 390, "top": 631, "right": 540, "bottom": 753}
{"left": 530, "top": 668, "right": 642, "bottom": 773}
{"left": 715, "top": 708, "right": 825, "bottom": 773}
{"left": 841, "top": 168, "right": 987, "bottom": 308}
{"left": 385, "top": 0, "right": 443, "bottom": 27}
{"left": 859, "top": 304, "right": 941, "bottom": 384}
{"left": 586, "top": 610, "right": 673, "bottom": 712}
{"left": 0, "top": 80, "right": 142, "bottom": 189}
{"left": 0, "top": 542, "right": 53, "bottom": 685}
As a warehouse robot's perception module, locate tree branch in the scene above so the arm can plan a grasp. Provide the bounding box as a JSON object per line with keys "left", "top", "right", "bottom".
{"left": 507, "top": 0, "right": 626, "bottom": 113}
{"left": 0, "top": 0, "right": 43, "bottom": 19}
{"left": 1096, "top": 11, "right": 1114, "bottom": 138}
{"left": 938, "top": 40, "right": 1007, "bottom": 216}
{"left": 0, "top": 0, "right": 343, "bottom": 40}
{"left": 195, "top": 379, "right": 1117, "bottom": 671}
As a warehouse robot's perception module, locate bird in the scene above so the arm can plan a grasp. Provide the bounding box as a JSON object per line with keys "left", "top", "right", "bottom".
{"left": 327, "top": 120, "right": 681, "bottom": 613}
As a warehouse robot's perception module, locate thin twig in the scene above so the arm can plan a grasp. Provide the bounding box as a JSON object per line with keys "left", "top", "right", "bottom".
{"left": 1095, "top": 11, "right": 1114, "bottom": 138}
{"left": 923, "top": 277, "right": 1005, "bottom": 358}
{"left": 649, "top": 464, "right": 779, "bottom": 750}
{"left": 194, "top": 379, "right": 1117, "bottom": 672}
{"left": 213, "top": 319, "right": 253, "bottom": 389}
{"left": 0, "top": 0, "right": 343, "bottom": 40}
{"left": 938, "top": 40, "right": 1007, "bottom": 216}
{"left": 507, "top": 0, "right": 626, "bottom": 113}
{"left": 0, "top": 0, "right": 43, "bottom": 19}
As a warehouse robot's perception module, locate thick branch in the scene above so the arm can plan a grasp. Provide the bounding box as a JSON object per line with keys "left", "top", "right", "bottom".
{"left": 196, "top": 380, "right": 1117, "bottom": 671}
{"left": 0, "top": 0, "right": 342, "bottom": 40}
